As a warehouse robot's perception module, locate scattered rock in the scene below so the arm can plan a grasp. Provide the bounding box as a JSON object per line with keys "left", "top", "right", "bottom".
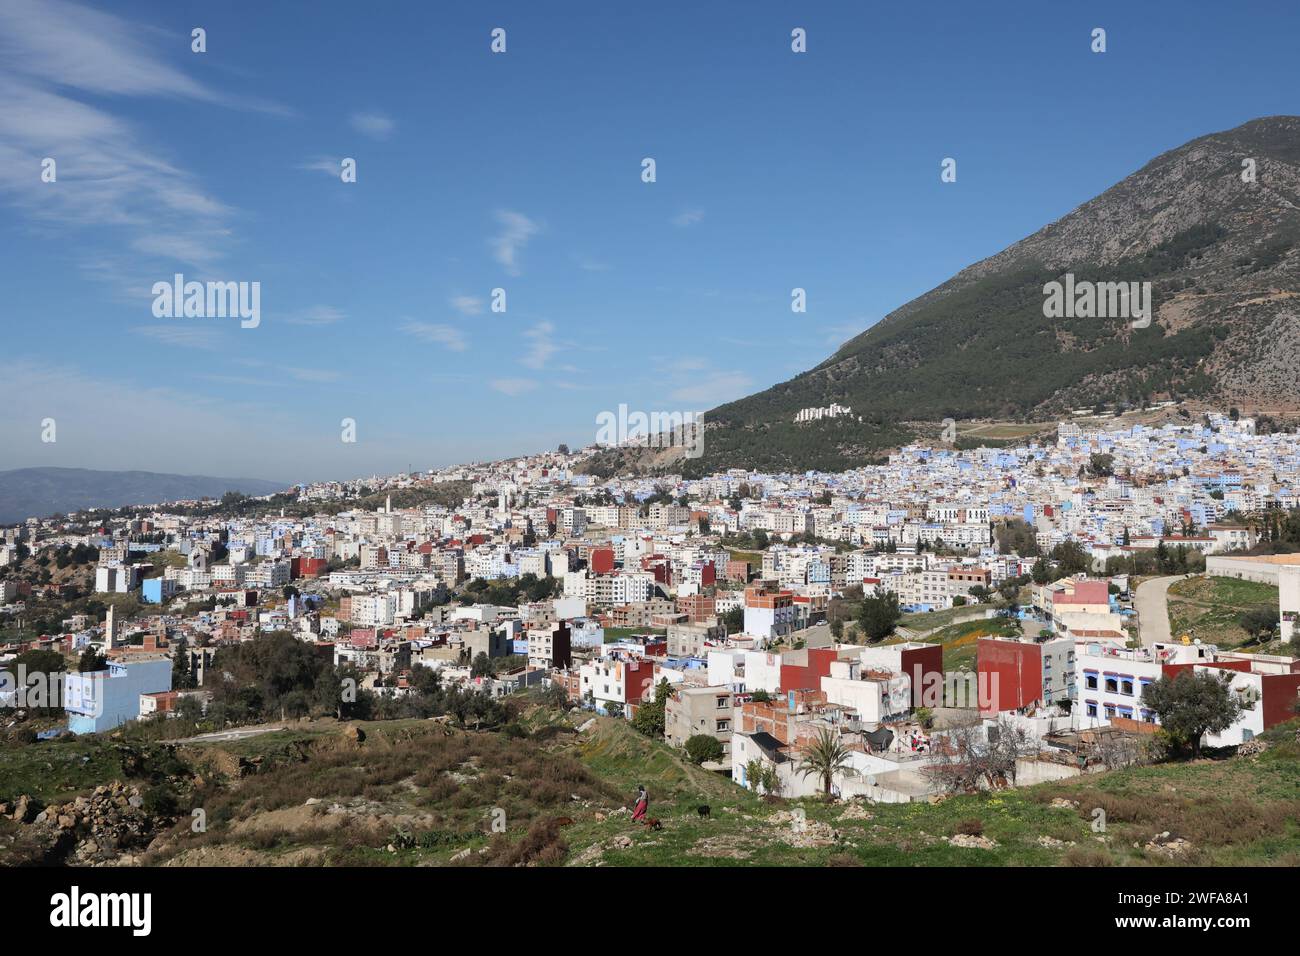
{"left": 1237, "top": 739, "right": 1269, "bottom": 757}
{"left": 1145, "top": 832, "right": 1193, "bottom": 857}
{"left": 11, "top": 795, "right": 35, "bottom": 822}
{"left": 767, "top": 811, "right": 844, "bottom": 848}
{"left": 568, "top": 842, "right": 607, "bottom": 866}
{"left": 4, "top": 782, "right": 167, "bottom": 866}
{"left": 946, "top": 833, "right": 999, "bottom": 850}
{"left": 687, "top": 835, "right": 753, "bottom": 859}
{"left": 1037, "top": 835, "right": 1074, "bottom": 848}
{"left": 1050, "top": 798, "right": 1079, "bottom": 810}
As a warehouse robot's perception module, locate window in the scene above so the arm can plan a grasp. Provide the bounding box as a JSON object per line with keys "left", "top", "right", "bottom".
{"left": 1086, "top": 702, "right": 1098, "bottom": 718}
{"left": 1120, "top": 679, "right": 1134, "bottom": 696}
{"left": 1104, "top": 677, "right": 1118, "bottom": 694}
{"left": 1085, "top": 673, "right": 1098, "bottom": 690}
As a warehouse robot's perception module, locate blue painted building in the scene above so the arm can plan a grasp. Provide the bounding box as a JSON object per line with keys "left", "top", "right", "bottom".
{"left": 65, "top": 659, "right": 172, "bottom": 734}
{"left": 141, "top": 578, "right": 176, "bottom": 604}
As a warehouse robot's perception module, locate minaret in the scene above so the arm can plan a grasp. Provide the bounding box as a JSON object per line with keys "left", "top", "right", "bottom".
{"left": 105, "top": 605, "right": 118, "bottom": 649}
{"left": 386, "top": 494, "right": 392, "bottom": 514}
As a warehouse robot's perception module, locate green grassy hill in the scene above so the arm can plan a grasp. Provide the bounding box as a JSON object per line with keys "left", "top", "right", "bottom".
{"left": 4, "top": 711, "right": 1298, "bottom": 867}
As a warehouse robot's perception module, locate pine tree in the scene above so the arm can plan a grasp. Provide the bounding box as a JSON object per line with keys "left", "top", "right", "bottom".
{"left": 172, "top": 635, "right": 192, "bottom": 690}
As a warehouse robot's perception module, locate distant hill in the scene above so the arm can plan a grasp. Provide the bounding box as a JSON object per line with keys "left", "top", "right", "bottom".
{"left": 660, "top": 115, "right": 1300, "bottom": 476}
{"left": 0, "top": 468, "right": 289, "bottom": 524}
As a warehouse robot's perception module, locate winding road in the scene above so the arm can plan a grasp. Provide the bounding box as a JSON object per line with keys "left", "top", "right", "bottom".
{"left": 1133, "top": 574, "right": 1192, "bottom": 646}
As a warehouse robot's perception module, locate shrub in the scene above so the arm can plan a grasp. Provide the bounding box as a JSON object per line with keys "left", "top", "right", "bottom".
{"left": 1064, "top": 846, "right": 1112, "bottom": 867}
{"left": 685, "top": 735, "right": 724, "bottom": 765}
{"left": 488, "top": 816, "right": 567, "bottom": 867}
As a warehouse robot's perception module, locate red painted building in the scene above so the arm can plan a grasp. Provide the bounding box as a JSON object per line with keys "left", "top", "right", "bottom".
{"left": 978, "top": 638, "right": 1041, "bottom": 717}
{"left": 298, "top": 556, "right": 328, "bottom": 578}
{"left": 590, "top": 547, "right": 615, "bottom": 574}
{"left": 900, "top": 643, "right": 945, "bottom": 708}
{"left": 779, "top": 648, "right": 838, "bottom": 693}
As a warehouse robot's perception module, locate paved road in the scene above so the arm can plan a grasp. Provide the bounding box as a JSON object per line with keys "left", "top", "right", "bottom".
{"left": 1134, "top": 574, "right": 1192, "bottom": 646}
{"left": 174, "top": 724, "right": 286, "bottom": 744}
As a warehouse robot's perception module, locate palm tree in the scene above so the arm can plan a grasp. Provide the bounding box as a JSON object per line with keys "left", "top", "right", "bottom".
{"left": 797, "top": 727, "right": 855, "bottom": 797}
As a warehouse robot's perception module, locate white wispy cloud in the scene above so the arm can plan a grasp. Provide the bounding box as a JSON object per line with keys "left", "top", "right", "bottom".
{"left": 132, "top": 324, "right": 222, "bottom": 350}
{"left": 350, "top": 111, "right": 395, "bottom": 140}
{"left": 297, "top": 156, "right": 344, "bottom": 177}
{"left": 0, "top": 0, "right": 289, "bottom": 114}
{"left": 0, "top": 0, "right": 280, "bottom": 282}
{"left": 489, "top": 378, "right": 537, "bottom": 396}
{"left": 284, "top": 305, "right": 346, "bottom": 326}
{"left": 521, "top": 321, "right": 558, "bottom": 370}
{"left": 450, "top": 295, "right": 484, "bottom": 316}
{"left": 672, "top": 208, "right": 705, "bottom": 227}
{"left": 651, "top": 356, "right": 753, "bottom": 406}
{"left": 490, "top": 210, "right": 540, "bottom": 275}
{"left": 0, "top": 0, "right": 218, "bottom": 101}
{"left": 400, "top": 321, "right": 468, "bottom": 351}
{"left": 669, "top": 371, "right": 753, "bottom": 405}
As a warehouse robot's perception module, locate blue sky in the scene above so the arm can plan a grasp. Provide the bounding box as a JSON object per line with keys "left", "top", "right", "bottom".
{"left": 2, "top": 0, "right": 1297, "bottom": 483}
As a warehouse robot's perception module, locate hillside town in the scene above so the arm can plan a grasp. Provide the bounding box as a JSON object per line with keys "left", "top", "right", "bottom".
{"left": 3, "top": 412, "right": 1299, "bottom": 811}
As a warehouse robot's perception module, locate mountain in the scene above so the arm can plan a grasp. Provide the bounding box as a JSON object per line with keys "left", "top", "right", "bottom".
{"left": 661, "top": 115, "right": 1300, "bottom": 476}
{"left": 0, "top": 468, "right": 289, "bottom": 524}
